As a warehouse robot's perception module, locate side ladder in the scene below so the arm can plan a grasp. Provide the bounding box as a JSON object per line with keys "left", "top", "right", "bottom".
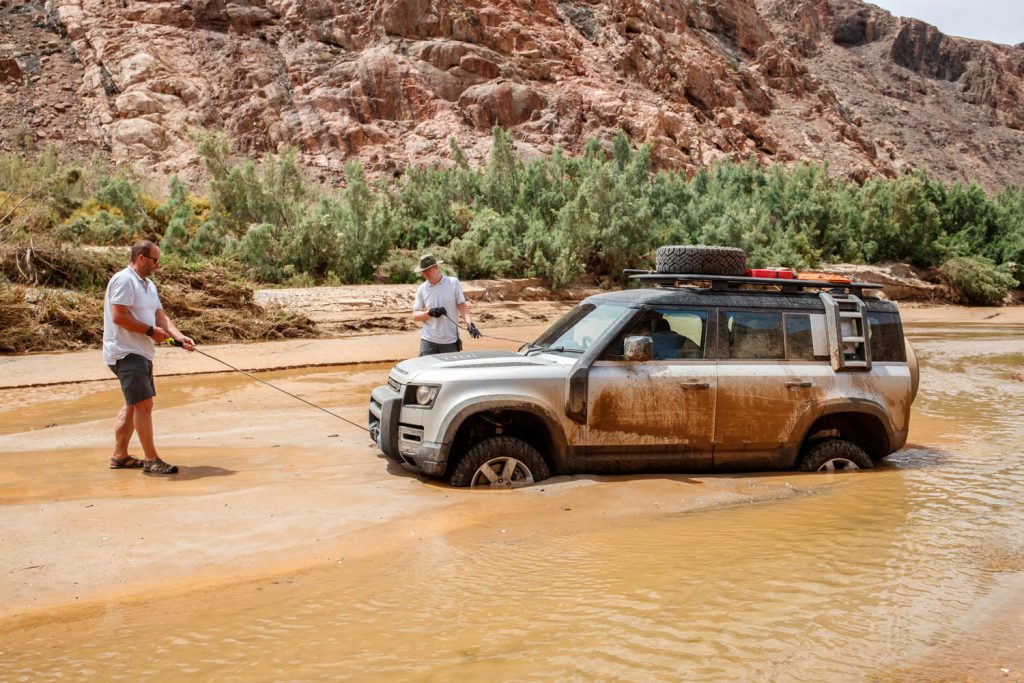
{"left": 819, "top": 291, "right": 871, "bottom": 371}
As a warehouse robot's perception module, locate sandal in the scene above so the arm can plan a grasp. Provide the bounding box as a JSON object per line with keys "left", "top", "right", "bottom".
{"left": 142, "top": 459, "right": 179, "bottom": 475}
{"left": 110, "top": 455, "right": 145, "bottom": 469}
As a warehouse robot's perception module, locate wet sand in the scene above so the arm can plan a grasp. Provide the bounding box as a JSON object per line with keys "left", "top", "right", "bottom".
{"left": 2, "top": 304, "right": 1024, "bottom": 679}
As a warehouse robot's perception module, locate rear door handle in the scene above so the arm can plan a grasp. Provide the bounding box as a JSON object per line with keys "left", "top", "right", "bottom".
{"left": 785, "top": 381, "right": 813, "bottom": 388}
{"left": 682, "top": 382, "right": 710, "bottom": 390}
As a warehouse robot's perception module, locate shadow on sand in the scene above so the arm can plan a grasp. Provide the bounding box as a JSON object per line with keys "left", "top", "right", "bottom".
{"left": 157, "top": 465, "right": 237, "bottom": 481}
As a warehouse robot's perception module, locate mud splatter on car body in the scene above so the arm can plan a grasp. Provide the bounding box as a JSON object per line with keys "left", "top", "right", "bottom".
{"left": 370, "top": 264, "right": 918, "bottom": 485}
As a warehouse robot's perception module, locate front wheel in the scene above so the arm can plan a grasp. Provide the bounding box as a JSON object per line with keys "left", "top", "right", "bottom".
{"left": 799, "top": 439, "right": 873, "bottom": 472}
{"left": 449, "top": 436, "right": 550, "bottom": 488}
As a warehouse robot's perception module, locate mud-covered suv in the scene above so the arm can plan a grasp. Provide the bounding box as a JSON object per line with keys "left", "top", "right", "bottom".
{"left": 369, "top": 246, "right": 920, "bottom": 487}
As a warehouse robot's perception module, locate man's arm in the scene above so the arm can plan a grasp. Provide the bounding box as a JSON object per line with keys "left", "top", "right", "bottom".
{"left": 155, "top": 309, "right": 195, "bottom": 351}
{"left": 459, "top": 302, "right": 481, "bottom": 338}
{"left": 412, "top": 287, "right": 430, "bottom": 322}
{"left": 111, "top": 304, "right": 167, "bottom": 340}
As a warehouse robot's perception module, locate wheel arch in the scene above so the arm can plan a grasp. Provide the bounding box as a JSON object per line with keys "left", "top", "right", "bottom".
{"left": 437, "top": 397, "right": 568, "bottom": 474}
{"left": 801, "top": 401, "right": 896, "bottom": 461}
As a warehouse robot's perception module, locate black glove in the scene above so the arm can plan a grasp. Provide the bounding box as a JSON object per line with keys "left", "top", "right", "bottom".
{"left": 428, "top": 306, "right": 446, "bottom": 318}
{"left": 468, "top": 322, "right": 481, "bottom": 339}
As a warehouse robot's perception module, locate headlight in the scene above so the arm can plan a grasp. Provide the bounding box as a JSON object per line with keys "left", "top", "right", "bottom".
{"left": 411, "top": 384, "right": 440, "bottom": 407}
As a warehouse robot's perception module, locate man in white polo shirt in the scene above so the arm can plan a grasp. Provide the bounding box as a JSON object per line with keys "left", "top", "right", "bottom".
{"left": 103, "top": 239, "right": 195, "bottom": 474}
{"left": 411, "top": 253, "right": 480, "bottom": 355}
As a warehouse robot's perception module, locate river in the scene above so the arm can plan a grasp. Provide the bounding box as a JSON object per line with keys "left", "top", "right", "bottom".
{"left": 1, "top": 318, "right": 1022, "bottom": 681}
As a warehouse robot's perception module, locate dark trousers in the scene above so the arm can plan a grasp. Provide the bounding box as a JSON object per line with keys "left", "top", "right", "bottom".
{"left": 419, "top": 339, "right": 460, "bottom": 356}
{"left": 108, "top": 353, "right": 156, "bottom": 404}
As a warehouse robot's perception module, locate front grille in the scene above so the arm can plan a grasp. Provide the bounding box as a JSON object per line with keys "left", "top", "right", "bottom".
{"left": 387, "top": 377, "right": 401, "bottom": 393}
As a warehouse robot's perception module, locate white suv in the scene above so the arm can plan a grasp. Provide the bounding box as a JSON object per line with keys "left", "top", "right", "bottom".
{"left": 369, "top": 247, "right": 919, "bottom": 487}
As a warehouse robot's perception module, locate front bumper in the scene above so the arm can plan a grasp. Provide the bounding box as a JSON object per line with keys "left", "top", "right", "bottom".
{"left": 369, "top": 385, "right": 448, "bottom": 476}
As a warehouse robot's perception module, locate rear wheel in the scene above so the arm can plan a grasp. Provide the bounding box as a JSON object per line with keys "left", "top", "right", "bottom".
{"left": 799, "top": 439, "right": 873, "bottom": 472}
{"left": 449, "top": 436, "right": 550, "bottom": 488}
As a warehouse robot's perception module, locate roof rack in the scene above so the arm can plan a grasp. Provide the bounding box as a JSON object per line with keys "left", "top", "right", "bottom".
{"left": 623, "top": 270, "right": 884, "bottom": 296}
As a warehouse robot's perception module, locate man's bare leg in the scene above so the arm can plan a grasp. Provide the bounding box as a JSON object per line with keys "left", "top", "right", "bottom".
{"left": 131, "top": 398, "right": 160, "bottom": 462}
{"left": 111, "top": 403, "right": 135, "bottom": 459}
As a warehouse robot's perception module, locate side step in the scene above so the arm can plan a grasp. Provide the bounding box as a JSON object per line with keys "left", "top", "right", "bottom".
{"left": 819, "top": 292, "right": 871, "bottom": 371}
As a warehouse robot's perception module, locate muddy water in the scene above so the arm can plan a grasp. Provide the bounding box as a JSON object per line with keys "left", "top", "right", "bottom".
{"left": 3, "top": 322, "right": 1024, "bottom": 681}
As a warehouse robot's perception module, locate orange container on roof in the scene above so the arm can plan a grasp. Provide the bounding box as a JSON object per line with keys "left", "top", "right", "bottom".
{"left": 796, "top": 271, "right": 852, "bottom": 284}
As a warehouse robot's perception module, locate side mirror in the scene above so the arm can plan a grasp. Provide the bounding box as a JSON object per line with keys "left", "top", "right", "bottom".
{"left": 623, "top": 335, "right": 653, "bottom": 362}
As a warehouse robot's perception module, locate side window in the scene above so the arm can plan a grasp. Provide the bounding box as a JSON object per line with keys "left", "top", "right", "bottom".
{"left": 784, "top": 313, "right": 826, "bottom": 361}
{"left": 603, "top": 309, "right": 708, "bottom": 360}
{"left": 652, "top": 310, "right": 707, "bottom": 359}
{"left": 868, "top": 312, "right": 906, "bottom": 362}
{"left": 725, "top": 311, "right": 784, "bottom": 359}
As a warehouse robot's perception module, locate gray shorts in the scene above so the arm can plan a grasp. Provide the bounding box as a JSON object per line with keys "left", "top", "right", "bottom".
{"left": 419, "top": 338, "right": 461, "bottom": 356}
{"left": 108, "top": 353, "right": 156, "bottom": 405}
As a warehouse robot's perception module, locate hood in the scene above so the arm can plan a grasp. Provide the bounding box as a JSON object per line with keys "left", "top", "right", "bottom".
{"left": 390, "top": 350, "right": 569, "bottom": 382}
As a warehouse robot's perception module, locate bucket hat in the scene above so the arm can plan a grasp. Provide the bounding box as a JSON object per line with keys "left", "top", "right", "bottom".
{"left": 414, "top": 253, "right": 443, "bottom": 273}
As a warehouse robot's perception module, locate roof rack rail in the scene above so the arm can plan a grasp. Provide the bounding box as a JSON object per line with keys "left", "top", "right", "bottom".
{"left": 622, "top": 270, "right": 884, "bottom": 295}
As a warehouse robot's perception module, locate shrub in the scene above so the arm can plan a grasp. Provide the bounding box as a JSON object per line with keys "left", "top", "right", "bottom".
{"left": 939, "top": 256, "right": 1018, "bottom": 305}
{"left": 379, "top": 249, "right": 423, "bottom": 284}
{"left": 197, "top": 132, "right": 307, "bottom": 238}
{"left": 231, "top": 222, "right": 290, "bottom": 282}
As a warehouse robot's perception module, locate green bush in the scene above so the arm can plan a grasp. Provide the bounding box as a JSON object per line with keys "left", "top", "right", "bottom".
{"left": 6, "top": 133, "right": 1024, "bottom": 296}
{"left": 197, "top": 132, "right": 307, "bottom": 239}
{"left": 379, "top": 250, "right": 422, "bottom": 284}
{"left": 939, "top": 256, "right": 1018, "bottom": 305}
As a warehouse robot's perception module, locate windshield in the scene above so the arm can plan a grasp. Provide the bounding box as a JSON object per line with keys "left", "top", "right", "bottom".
{"left": 528, "top": 303, "right": 630, "bottom": 354}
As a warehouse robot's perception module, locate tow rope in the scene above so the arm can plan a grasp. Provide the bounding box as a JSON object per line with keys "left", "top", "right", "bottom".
{"left": 164, "top": 339, "right": 370, "bottom": 432}
{"left": 441, "top": 312, "right": 533, "bottom": 346}
{"left": 164, "top": 317, "right": 531, "bottom": 432}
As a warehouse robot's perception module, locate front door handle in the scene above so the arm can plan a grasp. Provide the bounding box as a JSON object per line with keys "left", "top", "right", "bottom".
{"left": 682, "top": 382, "right": 710, "bottom": 390}
{"left": 785, "top": 381, "right": 813, "bottom": 388}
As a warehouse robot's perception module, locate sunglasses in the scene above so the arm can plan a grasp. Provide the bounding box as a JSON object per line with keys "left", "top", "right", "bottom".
{"left": 142, "top": 253, "right": 159, "bottom": 263}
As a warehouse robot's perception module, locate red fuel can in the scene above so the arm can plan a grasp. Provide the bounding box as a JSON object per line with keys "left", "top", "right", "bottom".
{"left": 745, "top": 268, "right": 796, "bottom": 279}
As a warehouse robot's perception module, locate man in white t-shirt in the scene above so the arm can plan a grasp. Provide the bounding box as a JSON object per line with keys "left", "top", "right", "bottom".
{"left": 411, "top": 253, "right": 480, "bottom": 356}
{"left": 103, "top": 240, "right": 195, "bottom": 474}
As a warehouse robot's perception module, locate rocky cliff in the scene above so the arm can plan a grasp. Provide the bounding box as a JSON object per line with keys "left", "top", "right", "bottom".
{"left": 1, "top": 0, "right": 1022, "bottom": 189}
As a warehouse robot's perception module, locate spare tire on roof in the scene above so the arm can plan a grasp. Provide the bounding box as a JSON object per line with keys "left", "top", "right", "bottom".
{"left": 655, "top": 245, "right": 747, "bottom": 275}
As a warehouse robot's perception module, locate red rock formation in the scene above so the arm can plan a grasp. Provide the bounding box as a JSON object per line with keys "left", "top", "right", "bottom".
{"left": 0, "top": 0, "right": 1022, "bottom": 189}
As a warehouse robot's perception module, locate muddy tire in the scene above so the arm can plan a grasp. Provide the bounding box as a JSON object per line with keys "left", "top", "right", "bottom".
{"left": 655, "top": 245, "right": 747, "bottom": 276}
{"left": 799, "top": 439, "right": 873, "bottom": 472}
{"left": 449, "top": 436, "right": 550, "bottom": 488}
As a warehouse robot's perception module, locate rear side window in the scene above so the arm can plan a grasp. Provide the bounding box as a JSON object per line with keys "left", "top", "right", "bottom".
{"left": 868, "top": 312, "right": 905, "bottom": 362}
{"left": 784, "top": 313, "right": 823, "bottom": 360}
{"left": 725, "top": 311, "right": 784, "bottom": 359}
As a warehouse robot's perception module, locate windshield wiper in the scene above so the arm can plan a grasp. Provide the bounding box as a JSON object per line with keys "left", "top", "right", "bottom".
{"left": 538, "top": 346, "right": 584, "bottom": 354}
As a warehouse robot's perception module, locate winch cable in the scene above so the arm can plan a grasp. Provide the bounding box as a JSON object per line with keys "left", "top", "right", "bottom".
{"left": 440, "top": 312, "right": 533, "bottom": 347}
{"left": 164, "top": 339, "right": 370, "bottom": 433}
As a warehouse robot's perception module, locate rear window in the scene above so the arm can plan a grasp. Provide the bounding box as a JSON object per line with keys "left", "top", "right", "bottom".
{"left": 868, "top": 312, "right": 905, "bottom": 362}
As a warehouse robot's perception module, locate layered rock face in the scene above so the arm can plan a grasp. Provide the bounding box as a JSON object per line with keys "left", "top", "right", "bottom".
{"left": 1, "top": 0, "right": 1022, "bottom": 188}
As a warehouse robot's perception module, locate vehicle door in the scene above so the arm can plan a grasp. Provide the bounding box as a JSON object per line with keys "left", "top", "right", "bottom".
{"left": 583, "top": 307, "right": 716, "bottom": 472}
{"left": 714, "top": 309, "right": 834, "bottom": 470}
